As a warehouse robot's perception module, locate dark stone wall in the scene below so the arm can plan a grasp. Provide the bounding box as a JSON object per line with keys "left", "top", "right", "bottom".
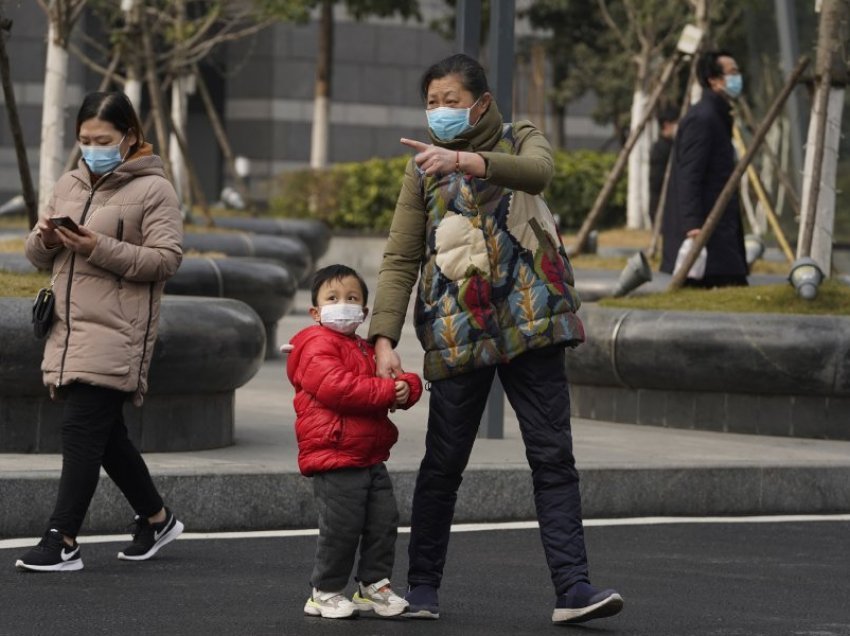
{"left": 568, "top": 306, "right": 850, "bottom": 439}
{"left": 0, "top": 297, "right": 266, "bottom": 452}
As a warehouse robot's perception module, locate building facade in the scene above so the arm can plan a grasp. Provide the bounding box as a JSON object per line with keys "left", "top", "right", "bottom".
{"left": 0, "top": 1, "right": 612, "bottom": 206}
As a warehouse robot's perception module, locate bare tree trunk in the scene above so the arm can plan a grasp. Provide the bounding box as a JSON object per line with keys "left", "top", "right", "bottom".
{"left": 192, "top": 63, "right": 252, "bottom": 210}
{"left": 122, "top": 0, "right": 143, "bottom": 111}
{"left": 625, "top": 67, "right": 651, "bottom": 229}
{"left": 38, "top": 20, "right": 69, "bottom": 216}
{"left": 738, "top": 98, "right": 800, "bottom": 217}
{"left": 168, "top": 107, "right": 211, "bottom": 225}
{"left": 570, "top": 53, "right": 682, "bottom": 255}
{"left": 0, "top": 17, "right": 38, "bottom": 228}
{"left": 169, "top": 73, "right": 191, "bottom": 206}
{"left": 529, "top": 41, "right": 547, "bottom": 135}
{"left": 140, "top": 13, "right": 174, "bottom": 183}
{"left": 731, "top": 125, "right": 794, "bottom": 262}
{"left": 797, "top": 0, "right": 847, "bottom": 274}
{"left": 167, "top": 0, "right": 189, "bottom": 206}
{"left": 310, "top": 0, "right": 333, "bottom": 169}
{"left": 550, "top": 99, "right": 565, "bottom": 150}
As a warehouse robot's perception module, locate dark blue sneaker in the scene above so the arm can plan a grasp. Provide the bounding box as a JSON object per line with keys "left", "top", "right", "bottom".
{"left": 552, "top": 582, "right": 623, "bottom": 624}
{"left": 404, "top": 584, "right": 439, "bottom": 619}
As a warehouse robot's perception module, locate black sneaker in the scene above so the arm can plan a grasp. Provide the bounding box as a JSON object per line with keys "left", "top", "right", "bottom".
{"left": 117, "top": 507, "right": 184, "bottom": 561}
{"left": 552, "top": 582, "right": 623, "bottom": 624}
{"left": 15, "top": 529, "right": 83, "bottom": 572}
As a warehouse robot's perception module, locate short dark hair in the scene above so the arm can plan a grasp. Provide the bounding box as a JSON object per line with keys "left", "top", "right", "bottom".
{"left": 76, "top": 92, "right": 144, "bottom": 154}
{"left": 657, "top": 104, "right": 679, "bottom": 126}
{"left": 420, "top": 53, "right": 490, "bottom": 102}
{"left": 311, "top": 264, "right": 369, "bottom": 306}
{"left": 697, "top": 50, "right": 734, "bottom": 89}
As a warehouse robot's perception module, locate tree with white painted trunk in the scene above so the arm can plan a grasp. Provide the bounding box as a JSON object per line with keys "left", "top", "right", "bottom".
{"left": 120, "top": 0, "right": 142, "bottom": 112}
{"left": 36, "top": 0, "right": 86, "bottom": 216}
{"left": 797, "top": 0, "right": 848, "bottom": 276}
{"left": 84, "top": 0, "right": 313, "bottom": 212}
{"left": 597, "top": 0, "right": 690, "bottom": 230}
{"left": 308, "top": 0, "right": 419, "bottom": 170}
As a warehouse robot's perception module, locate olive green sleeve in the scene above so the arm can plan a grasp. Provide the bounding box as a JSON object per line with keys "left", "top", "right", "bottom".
{"left": 367, "top": 158, "right": 426, "bottom": 346}
{"left": 477, "top": 120, "right": 554, "bottom": 195}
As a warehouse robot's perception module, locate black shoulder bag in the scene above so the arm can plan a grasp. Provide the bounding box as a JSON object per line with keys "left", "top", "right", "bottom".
{"left": 32, "top": 252, "right": 70, "bottom": 340}
{"left": 32, "top": 286, "right": 56, "bottom": 339}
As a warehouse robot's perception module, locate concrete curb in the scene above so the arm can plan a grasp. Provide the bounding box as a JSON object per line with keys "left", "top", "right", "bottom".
{"left": 4, "top": 464, "right": 850, "bottom": 538}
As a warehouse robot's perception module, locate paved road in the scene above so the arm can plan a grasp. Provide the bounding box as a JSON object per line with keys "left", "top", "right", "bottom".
{"left": 2, "top": 519, "right": 849, "bottom": 636}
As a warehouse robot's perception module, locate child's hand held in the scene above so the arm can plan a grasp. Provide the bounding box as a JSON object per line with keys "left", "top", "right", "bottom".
{"left": 394, "top": 380, "right": 410, "bottom": 407}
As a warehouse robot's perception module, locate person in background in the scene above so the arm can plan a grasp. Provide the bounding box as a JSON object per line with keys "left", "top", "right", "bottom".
{"left": 286, "top": 264, "right": 423, "bottom": 619}
{"left": 369, "top": 53, "right": 624, "bottom": 625}
{"left": 649, "top": 104, "right": 679, "bottom": 222}
{"left": 660, "top": 50, "right": 748, "bottom": 287}
{"left": 17, "top": 91, "right": 184, "bottom": 572}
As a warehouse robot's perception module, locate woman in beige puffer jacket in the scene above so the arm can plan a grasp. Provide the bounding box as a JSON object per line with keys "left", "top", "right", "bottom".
{"left": 16, "top": 92, "right": 184, "bottom": 573}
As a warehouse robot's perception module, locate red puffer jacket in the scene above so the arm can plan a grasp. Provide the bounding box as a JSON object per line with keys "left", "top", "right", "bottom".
{"left": 286, "top": 325, "right": 423, "bottom": 476}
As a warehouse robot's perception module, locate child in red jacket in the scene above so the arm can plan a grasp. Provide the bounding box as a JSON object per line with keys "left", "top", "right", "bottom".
{"left": 286, "top": 264, "right": 422, "bottom": 619}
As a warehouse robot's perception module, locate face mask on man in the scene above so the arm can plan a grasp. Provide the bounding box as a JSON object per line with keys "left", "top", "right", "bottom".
{"left": 723, "top": 74, "right": 743, "bottom": 99}
{"left": 426, "top": 97, "right": 481, "bottom": 141}
{"left": 80, "top": 135, "right": 126, "bottom": 174}
{"left": 320, "top": 303, "right": 365, "bottom": 336}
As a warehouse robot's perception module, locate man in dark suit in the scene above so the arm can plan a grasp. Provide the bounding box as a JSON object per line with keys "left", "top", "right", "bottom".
{"left": 660, "top": 51, "right": 748, "bottom": 287}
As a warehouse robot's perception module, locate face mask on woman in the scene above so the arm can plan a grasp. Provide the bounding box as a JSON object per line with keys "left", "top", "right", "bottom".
{"left": 723, "top": 74, "right": 743, "bottom": 99}
{"left": 426, "top": 97, "right": 481, "bottom": 141}
{"left": 320, "top": 303, "right": 365, "bottom": 336}
{"left": 80, "top": 135, "right": 126, "bottom": 174}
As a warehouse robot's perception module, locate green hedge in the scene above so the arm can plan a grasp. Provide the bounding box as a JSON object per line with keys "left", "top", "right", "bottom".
{"left": 269, "top": 149, "right": 625, "bottom": 232}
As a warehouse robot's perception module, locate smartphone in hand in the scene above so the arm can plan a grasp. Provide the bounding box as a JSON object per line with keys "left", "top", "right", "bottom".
{"left": 50, "top": 216, "right": 84, "bottom": 235}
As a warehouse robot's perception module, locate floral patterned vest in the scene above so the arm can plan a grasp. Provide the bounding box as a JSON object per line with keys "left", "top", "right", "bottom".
{"left": 414, "top": 124, "right": 585, "bottom": 381}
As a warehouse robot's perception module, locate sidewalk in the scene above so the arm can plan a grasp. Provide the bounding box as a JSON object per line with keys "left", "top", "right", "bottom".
{"left": 2, "top": 243, "right": 850, "bottom": 537}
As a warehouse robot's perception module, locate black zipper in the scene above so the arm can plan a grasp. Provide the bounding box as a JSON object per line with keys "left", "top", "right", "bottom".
{"left": 56, "top": 176, "right": 109, "bottom": 387}
{"left": 116, "top": 218, "right": 124, "bottom": 287}
{"left": 136, "top": 282, "right": 155, "bottom": 394}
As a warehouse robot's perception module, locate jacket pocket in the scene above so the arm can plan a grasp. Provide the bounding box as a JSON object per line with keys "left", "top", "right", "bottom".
{"left": 116, "top": 279, "right": 142, "bottom": 325}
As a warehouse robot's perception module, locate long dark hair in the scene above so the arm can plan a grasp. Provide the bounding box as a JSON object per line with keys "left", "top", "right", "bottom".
{"left": 76, "top": 91, "right": 144, "bottom": 154}
{"left": 420, "top": 53, "right": 490, "bottom": 102}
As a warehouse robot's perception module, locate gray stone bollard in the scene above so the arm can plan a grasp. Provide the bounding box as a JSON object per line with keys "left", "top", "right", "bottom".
{"left": 209, "top": 217, "right": 331, "bottom": 262}
{"left": 165, "top": 257, "right": 297, "bottom": 358}
{"left": 182, "top": 232, "right": 313, "bottom": 286}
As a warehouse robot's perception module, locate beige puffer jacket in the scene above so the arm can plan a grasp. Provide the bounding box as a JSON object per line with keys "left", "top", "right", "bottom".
{"left": 24, "top": 144, "right": 183, "bottom": 405}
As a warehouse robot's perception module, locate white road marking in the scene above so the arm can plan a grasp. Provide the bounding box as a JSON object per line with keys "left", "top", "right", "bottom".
{"left": 1, "top": 514, "right": 848, "bottom": 550}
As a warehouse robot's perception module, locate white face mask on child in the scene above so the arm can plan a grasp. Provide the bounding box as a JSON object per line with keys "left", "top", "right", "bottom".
{"left": 320, "top": 303, "right": 365, "bottom": 335}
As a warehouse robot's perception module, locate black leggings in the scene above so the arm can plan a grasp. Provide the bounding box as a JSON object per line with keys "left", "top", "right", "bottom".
{"left": 48, "top": 383, "right": 164, "bottom": 538}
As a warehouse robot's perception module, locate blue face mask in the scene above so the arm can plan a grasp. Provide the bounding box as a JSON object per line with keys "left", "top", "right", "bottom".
{"left": 80, "top": 136, "right": 125, "bottom": 174}
{"left": 724, "top": 74, "right": 743, "bottom": 99}
{"left": 426, "top": 98, "right": 481, "bottom": 141}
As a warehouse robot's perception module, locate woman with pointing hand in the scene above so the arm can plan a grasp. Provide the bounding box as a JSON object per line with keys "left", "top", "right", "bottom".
{"left": 368, "top": 54, "right": 623, "bottom": 625}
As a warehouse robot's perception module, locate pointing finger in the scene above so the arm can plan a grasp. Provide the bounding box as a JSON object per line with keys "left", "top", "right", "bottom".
{"left": 400, "top": 138, "right": 429, "bottom": 151}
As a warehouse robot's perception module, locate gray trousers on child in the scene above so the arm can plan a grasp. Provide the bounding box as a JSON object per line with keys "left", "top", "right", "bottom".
{"left": 311, "top": 463, "right": 398, "bottom": 591}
